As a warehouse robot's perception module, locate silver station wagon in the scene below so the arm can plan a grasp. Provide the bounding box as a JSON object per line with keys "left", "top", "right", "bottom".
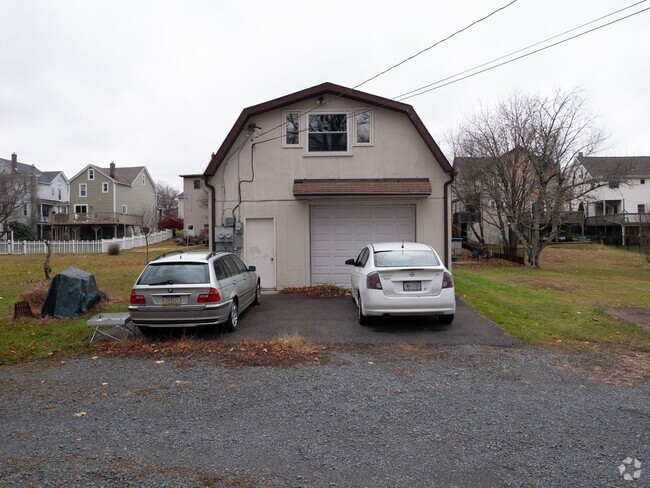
{"left": 128, "top": 251, "right": 260, "bottom": 333}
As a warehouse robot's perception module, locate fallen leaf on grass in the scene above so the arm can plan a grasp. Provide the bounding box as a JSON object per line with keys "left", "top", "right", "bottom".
{"left": 73, "top": 412, "right": 86, "bottom": 417}
{"left": 155, "top": 360, "right": 165, "bottom": 364}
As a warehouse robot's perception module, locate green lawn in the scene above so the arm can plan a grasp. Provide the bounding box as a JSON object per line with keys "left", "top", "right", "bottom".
{"left": 454, "top": 244, "right": 650, "bottom": 350}
{"left": 0, "top": 241, "right": 200, "bottom": 362}
{"left": 1, "top": 242, "right": 649, "bottom": 363}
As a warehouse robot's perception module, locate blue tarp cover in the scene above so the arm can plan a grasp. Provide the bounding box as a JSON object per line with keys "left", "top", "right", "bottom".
{"left": 41, "top": 267, "right": 101, "bottom": 318}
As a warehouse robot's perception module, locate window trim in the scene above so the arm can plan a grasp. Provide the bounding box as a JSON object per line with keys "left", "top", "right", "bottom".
{"left": 305, "top": 111, "right": 351, "bottom": 156}
{"left": 353, "top": 108, "right": 373, "bottom": 146}
{"left": 193, "top": 179, "right": 201, "bottom": 190}
{"left": 74, "top": 204, "right": 88, "bottom": 214}
{"left": 282, "top": 110, "right": 302, "bottom": 148}
{"left": 79, "top": 183, "right": 87, "bottom": 197}
{"left": 102, "top": 182, "right": 109, "bottom": 193}
{"left": 88, "top": 168, "right": 94, "bottom": 180}
{"left": 142, "top": 174, "right": 146, "bottom": 185}
{"left": 122, "top": 204, "right": 128, "bottom": 214}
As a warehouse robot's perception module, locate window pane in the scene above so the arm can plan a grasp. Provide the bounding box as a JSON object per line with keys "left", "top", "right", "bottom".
{"left": 286, "top": 113, "right": 299, "bottom": 145}
{"left": 193, "top": 179, "right": 201, "bottom": 189}
{"left": 356, "top": 112, "right": 370, "bottom": 143}
{"left": 308, "top": 133, "right": 347, "bottom": 152}
{"left": 309, "top": 114, "right": 347, "bottom": 132}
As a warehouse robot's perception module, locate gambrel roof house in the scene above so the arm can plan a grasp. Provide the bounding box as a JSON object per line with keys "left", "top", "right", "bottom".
{"left": 54, "top": 162, "right": 157, "bottom": 240}
{"left": 0, "top": 153, "right": 69, "bottom": 239}
{"left": 203, "top": 82, "right": 455, "bottom": 289}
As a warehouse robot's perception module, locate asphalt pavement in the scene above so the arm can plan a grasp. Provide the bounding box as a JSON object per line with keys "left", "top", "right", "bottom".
{"left": 231, "top": 293, "right": 516, "bottom": 346}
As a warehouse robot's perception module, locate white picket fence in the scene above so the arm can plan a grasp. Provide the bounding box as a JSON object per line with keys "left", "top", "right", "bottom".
{"left": 0, "top": 230, "right": 174, "bottom": 255}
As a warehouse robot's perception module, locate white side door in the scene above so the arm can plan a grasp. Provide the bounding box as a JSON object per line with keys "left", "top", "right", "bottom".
{"left": 245, "top": 218, "right": 276, "bottom": 289}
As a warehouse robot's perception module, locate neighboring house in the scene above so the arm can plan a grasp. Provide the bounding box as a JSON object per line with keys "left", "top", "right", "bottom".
{"left": 574, "top": 155, "right": 650, "bottom": 245}
{"left": 179, "top": 174, "right": 209, "bottom": 240}
{"left": 54, "top": 162, "right": 157, "bottom": 240}
{"left": 203, "top": 82, "right": 455, "bottom": 289}
{"left": 0, "top": 153, "right": 69, "bottom": 239}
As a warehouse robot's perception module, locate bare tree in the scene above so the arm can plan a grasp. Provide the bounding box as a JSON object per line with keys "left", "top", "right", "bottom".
{"left": 451, "top": 89, "right": 630, "bottom": 268}
{"left": 0, "top": 171, "right": 29, "bottom": 239}
{"left": 134, "top": 206, "right": 158, "bottom": 263}
{"left": 156, "top": 182, "right": 180, "bottom": 218}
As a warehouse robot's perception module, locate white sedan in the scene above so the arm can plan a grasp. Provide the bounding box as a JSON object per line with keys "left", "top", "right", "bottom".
{"left": 345, "top": 242, "right": 456, "bottom": 325}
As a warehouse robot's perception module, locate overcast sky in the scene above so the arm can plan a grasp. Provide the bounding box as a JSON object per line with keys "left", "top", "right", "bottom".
{"left": 2, "top": 0, "right": 648, "bottom": 190}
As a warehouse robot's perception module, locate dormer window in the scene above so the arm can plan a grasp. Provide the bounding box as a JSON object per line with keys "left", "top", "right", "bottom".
{"left": 88, "top": 168, "right": 94, "bottom": 180}
{"left": 307, "top": 113, "right": 349, "bottom": 154}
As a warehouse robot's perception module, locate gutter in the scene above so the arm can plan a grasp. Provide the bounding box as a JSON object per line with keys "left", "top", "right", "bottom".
{"left": 443, "top": 170, "right": 457, "bottom": 268}
{"left": 204, "top": 176, "right": 216, "bottom": 252}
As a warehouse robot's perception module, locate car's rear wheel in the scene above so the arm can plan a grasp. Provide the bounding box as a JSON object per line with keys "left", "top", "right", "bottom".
{"left": 253, "top": 281, "right": 262, "bottom": 306}
{"left": 358, "top": 296, "right": 370, "bottom": 326}
{"left": 438, "top": 314, "right": 454, "bottom": 325}
{"left": 226, "top": 300, "right": 238, "bottom": 332}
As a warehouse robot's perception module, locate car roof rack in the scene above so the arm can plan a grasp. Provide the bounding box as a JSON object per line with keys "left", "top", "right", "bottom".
{"left": 153, "top": 250, "right": 184, "bottom": 261}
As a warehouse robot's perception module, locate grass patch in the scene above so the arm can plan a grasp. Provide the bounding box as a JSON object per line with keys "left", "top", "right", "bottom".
{"left": 0, "top": 240, "right": 194, "bottom": 363}
{"left": 454, "top": 244, "right": 650, "bottom": 350}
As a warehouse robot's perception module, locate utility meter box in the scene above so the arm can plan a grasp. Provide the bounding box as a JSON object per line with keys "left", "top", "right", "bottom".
{"left": 215, "top": 226, "right": 234, "bottom": 243}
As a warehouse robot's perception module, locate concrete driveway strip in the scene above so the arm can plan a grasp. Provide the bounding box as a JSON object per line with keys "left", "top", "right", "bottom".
{"left": 231, "top": 293, "right": 516, "bottom": 346}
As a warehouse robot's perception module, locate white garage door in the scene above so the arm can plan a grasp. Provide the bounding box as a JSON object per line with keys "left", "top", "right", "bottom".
{"left": 310, "top": 205, "right": 416, "bottom": 286}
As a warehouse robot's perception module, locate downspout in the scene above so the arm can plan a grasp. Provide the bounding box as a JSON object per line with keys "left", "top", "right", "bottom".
{"left": 443, "top": 170, "right": 457, "bottom": 268}
{"left": 204, "top": 175, "right": 216, "bottom": 252}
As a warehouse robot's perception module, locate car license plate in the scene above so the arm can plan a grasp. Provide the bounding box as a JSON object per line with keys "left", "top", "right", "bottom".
{"left": 161, "top": 296, "right": 181, "bottom": 306}
{"left": 403, "top": 281, "right": 421, "bottom": 291}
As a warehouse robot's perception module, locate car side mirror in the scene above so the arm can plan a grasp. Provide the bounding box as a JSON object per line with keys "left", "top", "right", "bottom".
{"left": 248, "top": 265, "right": 256, "bottom": 272}
{"left": 345, "top": 259, "right": 356, "bottom": 266}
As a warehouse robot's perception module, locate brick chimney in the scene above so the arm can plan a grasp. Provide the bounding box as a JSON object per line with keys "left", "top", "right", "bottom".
{"left": 110, "top": 161, "right": 116, "bottom": 179}
{"left": 11, "top": 153, "right": 17, "bottom": 173}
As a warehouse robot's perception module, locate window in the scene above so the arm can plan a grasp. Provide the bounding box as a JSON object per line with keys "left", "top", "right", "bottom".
{"left": 58, "top": 189, "right": 62, "bottom": 200}
{"left": 214, "top": 260, "right": 230, "bottom": 280}
{"left": 88, "top": 168, "right": 94, "bottom": 180}
{"left": 142, "top": 174, "right": 146, "bottom": 185}
{"left": 641, "top": 179, "right": 646, "bottom": 185}
{"left": 354, "top": 109, "right": 372, "bottom": 145}
{"left": 23, "top": 203, "right": 28, "bottom": 216}
{"left": 122, "top": 205, "right": 128, "bottom": 214}
{"left": 639, "top": 204, "right": 646, "bottom": 213}
{"left": 356, "top": 248, "right": 369, "bottom": 267}
{"left": 308, "top": 113, "right": 348, "bottom": 153}
{"left": 79, "top": 183, "right": 87, "bottom": 197}
{"left": 51, "top": 188, "right": 55, "bottom": 197}
{"left": 283, "top": 111, "right": 301, "bottom": 147}
{"left": 608, "top": 181, "right": 620, "bottom": 189}
{"left": 193, "top": 179, "right": 201, "bottom": 190}
{"left": 102, "top": 182, "right": 109, "bottom": 193}
{"left": 74, "top": 204, "right": 88, "bottom": 213}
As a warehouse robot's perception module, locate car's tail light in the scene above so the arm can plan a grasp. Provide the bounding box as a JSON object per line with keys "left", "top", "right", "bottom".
{"left": 198, "top": 288, "right": 221, "bottom": 303}
{"left": 130, "top": 290, "right": 146, "bottom": 305}
{"left": 367, "top": 272, "right": 383, "bottom": 290}
{"left": 442, "top": 271, "right": 454, "bottom": 289}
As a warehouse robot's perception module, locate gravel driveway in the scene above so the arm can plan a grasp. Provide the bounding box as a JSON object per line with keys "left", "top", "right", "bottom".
{"left": 0, "top": 295, "right": 648, "bottom": 487}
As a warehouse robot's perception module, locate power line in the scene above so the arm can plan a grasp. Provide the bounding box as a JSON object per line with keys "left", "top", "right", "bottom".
{"left": 253, "top": 2, "right": 648, "bottom": 146}
{"left": 353, "top": 0, "right": 518, "bottom": 90}
{"left": 396, "top": 4, "right": 650, "bottom": 101}
{"left": 254, "top": 0, "right": 518, "bottom": 142}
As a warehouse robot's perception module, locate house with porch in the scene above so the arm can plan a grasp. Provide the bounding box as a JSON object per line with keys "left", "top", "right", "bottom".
{"left": 202, "top": 82, "right": 455, "bottom": 289}
{"left": 54, "top": 162, "right": 157, "bottom": 240}
{"left": 574, "top": 155, "right": 650, "bottom": 245}
{"left": 0, "top": 153, "right": 69, "bottom": 239}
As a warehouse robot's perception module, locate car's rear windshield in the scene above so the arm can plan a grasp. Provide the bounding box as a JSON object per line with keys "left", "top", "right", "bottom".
{"left": 137, "top": 263, "right": 209, "bottom": 285}
{"left": 373, "top": 250, "right": 440, "bottom": 267}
